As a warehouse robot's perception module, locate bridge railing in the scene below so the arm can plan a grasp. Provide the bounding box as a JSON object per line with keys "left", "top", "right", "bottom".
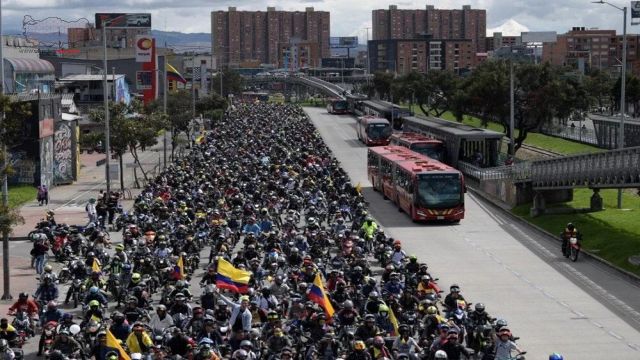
{"left": 459, "top": 161, "right": 531, "bottom": 182}
{"left": 531, "top": 146, "right": 640, "bottom": 189}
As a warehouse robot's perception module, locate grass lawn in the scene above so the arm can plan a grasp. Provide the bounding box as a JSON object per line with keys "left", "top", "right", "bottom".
{"left": 7, "top": 184, "right": 37, "bottom": 208}
{"left": 512, "top": 189, "right": 640, "bottom": 276}
{"left": 408, "top": 105, "right": 603, "bottom": 156}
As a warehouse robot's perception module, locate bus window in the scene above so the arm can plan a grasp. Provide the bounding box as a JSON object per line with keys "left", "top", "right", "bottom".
{"left": 416, "top": 173, "right": 462, "bottom": 208}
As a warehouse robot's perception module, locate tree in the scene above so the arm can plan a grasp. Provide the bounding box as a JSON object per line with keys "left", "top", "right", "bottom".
{"left": 419, "top": 70, "right": 461, "bottom": 117}
{"left": 196, "top": 94, "right": 227, "bottom": 125}
{"left": 372, "top": 71, "right": 395, "bottom": 100}
{"left": 89, "top": 100, "right": 168, "bottom": 186}
{"left": 212, "top": 68, "right": 244, "bottom": 98}
{"left": 465, "top": 60, "right": 510, "bottom": 129}
{"left": 584, "top": 69, "right": 614, "bottom": 112}
{"left": 150, "top": 90, "right": 192, "bottom": 160}
{"left": 0, "top": 95, "right": 29, "bottom": 234}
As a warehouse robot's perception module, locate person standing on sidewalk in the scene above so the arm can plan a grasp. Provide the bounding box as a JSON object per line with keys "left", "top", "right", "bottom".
{"left": 37, "top": 185, "right": 49, "bottom": 206}
{"left": 31, "top": 235, "right": 50, "bottom": 274}
{"left": 86, "top": 198, "right": 97, "bottom": 224}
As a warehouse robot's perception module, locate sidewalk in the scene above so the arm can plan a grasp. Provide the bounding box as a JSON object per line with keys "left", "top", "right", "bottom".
{"left": 11, "top": 144, "right": 165, "bottom": 239}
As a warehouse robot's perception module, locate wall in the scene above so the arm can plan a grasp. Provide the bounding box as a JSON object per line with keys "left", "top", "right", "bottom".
{"left": 53, "top": 120, "right": 76, "bottom": 184}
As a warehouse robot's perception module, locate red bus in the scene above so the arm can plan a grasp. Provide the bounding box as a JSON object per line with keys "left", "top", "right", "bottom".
{"left": 356, "top": 116, "right": 392, "bottom": 146}
{"left": 389, "top": 132, "right": 446, "bottom": 162}
{"left": 327, "top": 98, "right": 349, "bottom": 114}
{"left": 367, "top": 146, "right": 465, "bottom": 222}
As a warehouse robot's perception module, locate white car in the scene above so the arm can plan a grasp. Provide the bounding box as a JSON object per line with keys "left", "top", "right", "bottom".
{"left": 127, "top": 14, "right": 150, "bottom": 27}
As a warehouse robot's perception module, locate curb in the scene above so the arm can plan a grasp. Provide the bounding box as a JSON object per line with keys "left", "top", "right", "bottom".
{"left": 467, "top": 186, "right": 640, "bottom": 284}
{"left": 8, "top": 236, "right": 29, "bottom": 242}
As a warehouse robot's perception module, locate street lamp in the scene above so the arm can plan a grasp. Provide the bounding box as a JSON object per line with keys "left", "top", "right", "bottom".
{"left": 0, "top": 0, "right": 12, "bottom": 301}
{"left": 592, "top": 0, "right": 627, "bottom": 208}
{"left": 102, "top": 19, "right": 114, "bottom": 196}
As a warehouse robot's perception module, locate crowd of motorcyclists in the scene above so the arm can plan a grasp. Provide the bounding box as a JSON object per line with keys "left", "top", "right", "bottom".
{"left": 1, "top": 103, "right": 544, "bottom": 360}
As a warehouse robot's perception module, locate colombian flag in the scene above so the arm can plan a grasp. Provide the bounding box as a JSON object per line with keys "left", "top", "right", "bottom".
{"left": 166, "top": 63, "right": 187, "bottom": 84}
{"left": 173, "top": 255, "right": 185, "bottom": 280}
{"left": 106, "top": 329, "right": 131, "bottom": 360}
{"left": 216, "top": 258, "right": 252, "bottom": 293}
{"left": 308, "top": 272, "right": 335, "bottom": 318}
{"left": 92, "top": 258, "right": 101, "bottom": 273}
{"left": 389, "top": 306, "right": 400, "bottom": 336}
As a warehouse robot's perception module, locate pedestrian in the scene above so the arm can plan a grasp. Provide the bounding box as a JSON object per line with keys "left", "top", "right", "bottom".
{"left": 86, "top": 198, "right": 97, "bottom": 224}
{"left": 31, "top": 235, "right": 50, "bottom": 275}
{"left": 37, "top": 185, "right": 49, "bottom": 206}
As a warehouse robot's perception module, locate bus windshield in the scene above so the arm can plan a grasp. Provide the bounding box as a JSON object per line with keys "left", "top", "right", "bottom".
{"left": 367, "top": 123, "right": 391, "bottom": 139}
{"left": 333, "top": 101, "right": 347, "bottom": 110}
{"left": 416, "top": 173, "right": 462, "bottom": 208}
{"left": 411, "top": 143, "right": 445, "bottom": 161}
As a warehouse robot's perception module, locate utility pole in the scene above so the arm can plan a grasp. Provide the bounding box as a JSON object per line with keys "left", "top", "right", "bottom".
{"left": 163, "top": 42, "right": 168, "bottom": 169}
{"left": 509, "top": 58, "right": 515, "bottom": 156}
{"left": 618, "top": 6, "right": 628, "bottom": 209}
{"left": 0, "top": 0, "right": 12, "bottom": 301}
{"left": 364, "top": 27, "right": 371, "bottom": 87}
{"left": 102, "top": 20, "right": 111, "bottom": 196}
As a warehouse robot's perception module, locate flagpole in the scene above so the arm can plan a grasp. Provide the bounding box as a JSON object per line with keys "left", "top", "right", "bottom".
{"left": 163, "top": 42, "right": 168, "bottom": 170}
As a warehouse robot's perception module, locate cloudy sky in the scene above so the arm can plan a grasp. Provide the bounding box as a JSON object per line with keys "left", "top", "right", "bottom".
{"left": 1, "top": 0, "right": 633, "bottom": 38}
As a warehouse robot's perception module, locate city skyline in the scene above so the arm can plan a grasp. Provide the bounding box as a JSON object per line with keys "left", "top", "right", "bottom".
{"left": 1, "top": 0, "right": 637, "bottom": 40}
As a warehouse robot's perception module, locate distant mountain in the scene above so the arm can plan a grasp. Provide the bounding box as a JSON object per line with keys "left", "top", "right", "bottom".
{"left": 487, "top": 19, "right": 530, "bottom": 36}
{"left": 151, "top": 30, "right": 211, "bottom": 52}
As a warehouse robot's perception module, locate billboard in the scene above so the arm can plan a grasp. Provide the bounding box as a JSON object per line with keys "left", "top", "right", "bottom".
{"left": 135, "top": 35, "right": 153, "bottom": 62}
{"left": 633, "top": 1, "right": 640, "bottom": 25}
{"left": 95, "top": 13, "right": 151, "bottom": 29}
{"left": 521, "top": 31, "right": 557, "bottom": 43}
{"left": 330, "top": 36, "right": 359, "bottom": 48}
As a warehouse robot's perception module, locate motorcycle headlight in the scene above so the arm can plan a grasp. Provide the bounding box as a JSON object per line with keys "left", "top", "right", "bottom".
{"left": 569, "top": 237, "right": 578, "bottom": 245}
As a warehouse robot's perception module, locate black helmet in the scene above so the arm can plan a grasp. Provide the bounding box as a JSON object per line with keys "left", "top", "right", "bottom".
{"left": 566, "top": 222, "right": 575, "bottom": 231}
{"left": 475, "top": 303, "right": 485, "bottom": 313}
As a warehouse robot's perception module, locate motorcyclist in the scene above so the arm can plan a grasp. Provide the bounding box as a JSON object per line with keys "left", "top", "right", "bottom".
{"left": 42, "top": 264, "right": 59, "bottom": 284}
{"left": 108, "top": 312, "right": 130, "bottom": 342}
{"left": 368, "top": 335, "right": 392, "bottom": 360}
{"left": 125, "top": 323, "right": 154, "bottom": 356}
{"left": 149, "top": 305, "right": 173, "bottom": 336}
{"left": 83, "top": 286, "right": 108, "bottom": 308}
{"left": 492, "top": 327, "right": 524, "bottom": 360}
{"left": 440, "top": 328, "right": 473, "bottom": 360}
{"left": 0, "top": 339, "right": 14, "bottom": 360}
{"left": 360, "top": 217, "right": 377, "bottom": 251}
{"left": 346, "top": 340, "right": 371, "bottom": 360}
{"left": 82, "top": 300, "right": 104, "bottom": 326}
{"left": 84, "top": 271, "right": 107, "bottom": 291}
{"left": 123, "top": 296, "right": 148, "bottom": 324}
{"left": 390, "top": 240, "right": 406, "bottom": 267}
{"left": 443, "top": 284, "right": 465, "bottom": 313}
{"left": 40, "top": 301, "right": 64, "bottom": 326}
{"left": 355, "top": 314, "right": 381, "bottom": 342}
{"left": 392, "top": 324, "right": 422, "bottom": 358}
{"left": 375, "top": 304, "right": 394, "bottom": 336}
{"left": 166, "top": 328, "right": 191, "bottom": 357}
{"left": 7, "top": 292, "right": 39, "bottom": 318}
{"left": 549, "top": 353, "right": 564, "bottom": 360}
{"left": 50, "top": 330, "right": 82, "bottom": 358}
{"left": 0, "top": 319, "right": 17, "bottom": 346}
{"left": 336, "top": 300, "right": 359, "bottom": 326}
{"left": 561, "top": 222, "right": 581, "bottom": 256}
{"left": 34, "top": 274, "right": 59, "bottom": 303}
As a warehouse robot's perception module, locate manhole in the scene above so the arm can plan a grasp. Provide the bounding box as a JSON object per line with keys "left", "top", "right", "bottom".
{"left": 628, "top": 255, "right": 640, "bottom": 266}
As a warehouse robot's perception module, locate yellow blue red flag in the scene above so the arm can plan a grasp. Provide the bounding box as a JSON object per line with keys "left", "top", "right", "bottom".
{"left": 92, "top": 258, "right": 101, "bottom": 273}
{"left": 106, "top": 329, "right": 131, "bottom": 360}
{"left": 173, "top": 255, "right": 185, "bottom": 280}
{"left": 308, "top": 272, "right": 335, "bottom": 318}
{"left": 216, "top": 258, "right": 252, "bottom": 293}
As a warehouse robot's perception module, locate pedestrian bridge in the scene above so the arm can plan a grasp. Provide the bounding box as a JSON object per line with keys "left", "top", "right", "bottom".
{"left": 245, "top": 75, "right": 347, "bottom": 99}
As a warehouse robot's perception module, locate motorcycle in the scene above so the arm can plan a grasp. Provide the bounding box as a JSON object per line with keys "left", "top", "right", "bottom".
{"left": 67, "top": 279, "right": 85, "bottom": 308}
{"left": 41, "top": 321, "right": 58, "bottom": 358}
{"left": 564, "top": 236, "right": 580, "bottom": 262}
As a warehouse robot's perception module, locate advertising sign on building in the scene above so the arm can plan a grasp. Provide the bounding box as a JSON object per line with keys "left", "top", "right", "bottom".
{"left": 39, "top": 118, "right": 54, "bottom": 138}
{"left": 330, "top": 37, "right": 359, "bottom": 48}
{"left": 95, "top": 13, "right": 151, "bottom": 29}
{"left": 632, "top": 2, "right": 640, "bottom": 25}
{"left": 136, "top": 35, "right": 153, "bottom": 63}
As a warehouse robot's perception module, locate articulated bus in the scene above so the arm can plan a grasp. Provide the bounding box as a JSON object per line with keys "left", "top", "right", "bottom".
{"left": 327, "top": 98, "right": 349, "bottom": 114}
{"left": 356, "top": 116, "right": 392, "bottom": 146}
{"left": 367, "top": 145, "right": 465, "bottom": 222}
{"left": 389, "top": 132, "right": 447, "bottom": 162}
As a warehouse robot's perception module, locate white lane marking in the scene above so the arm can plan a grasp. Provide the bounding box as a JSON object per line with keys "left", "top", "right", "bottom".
{"left": 463, "top": 235, "right": 640, "bottom": 351}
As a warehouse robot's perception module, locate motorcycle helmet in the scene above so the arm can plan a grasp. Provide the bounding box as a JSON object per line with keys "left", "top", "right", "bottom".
{"left": 549, "top": 353, "right": 564, "bottom": 360}
{"left": 427, "top": 306, "right": 438, "bottom": 315}
{"left": 0, "top": 339, "right": 8, "bottom": 350}
{"left": 475, "top": 303, "right": 485, "bottom": 313}
{"left": 232, "top": 349, "right": 248, "bottom": 360}
{"left": 89, "top": 300, "right": 100, "bottom": 307}
{"left": 19, "top": 292, "right": 28, "bottom": 300}
{"left": 434, "top": 350, "right": 448, "bottom": 359}
{"left": 44, "top": 264, "right": 53, "bottom": 272}
{"left": 131, "top": 273, "right": 141, "bottom": 283}
{"left": 240, "top": 340, "right": 253, "bottom": 350}
{"left": 47, "top": 301, "right": 57, "bottom": 310}
{"left": 354, "top": 340, "right": 366, "bottom": 351}
{"left": 566, "top": 222, "right": 575, "bottom": 231}
{"left": 89, "top": 286, "right": 99, "bottom": 294}
{"left": 343, "top": 300, "right": 353, "bottom": 310}
{"left": 373, "top": 336, "right": 384, "bottom": 346}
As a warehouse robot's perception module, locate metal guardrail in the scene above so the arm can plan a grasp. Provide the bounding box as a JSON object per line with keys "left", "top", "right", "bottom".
{"left": 539, "top": 124, "right": 603, "bottom": 148}
{"left": 459, "top": 161, "right": 531, "bottom": 182}
{"left": 531, "top": 146, "right": 640, "bottom": 189}
{"left": 246, "top": 75, "right": 346, "bottom": 99}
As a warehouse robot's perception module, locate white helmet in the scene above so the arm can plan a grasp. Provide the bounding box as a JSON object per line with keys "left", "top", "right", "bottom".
{"left": 435, "top": 350, "right": 448, "bottom": 359}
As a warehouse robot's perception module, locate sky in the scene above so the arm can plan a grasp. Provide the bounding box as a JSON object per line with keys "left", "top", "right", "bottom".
{"left": 1, "top": 0, "right": 634, "bottom": 40}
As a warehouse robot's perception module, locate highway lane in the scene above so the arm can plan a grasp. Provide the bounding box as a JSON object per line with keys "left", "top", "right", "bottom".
{"left": 304, "top": 106, "right": 640, "bottom": 359}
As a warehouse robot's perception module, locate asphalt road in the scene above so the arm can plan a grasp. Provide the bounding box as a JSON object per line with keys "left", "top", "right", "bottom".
{"left": 304, "top": 106, "right": 640, "bottom": 359}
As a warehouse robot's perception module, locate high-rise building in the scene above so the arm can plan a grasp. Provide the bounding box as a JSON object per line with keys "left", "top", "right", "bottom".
{"left": 372, "top": 4, "right": 486, "bottom": 54}
{"left": 211, "top": 6, "right": 330, "bottom": 68}
{"left": 542, "top": 27, "right": 616, "bottom": 71}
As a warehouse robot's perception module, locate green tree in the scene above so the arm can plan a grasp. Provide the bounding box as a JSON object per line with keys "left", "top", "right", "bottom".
{"left": 584, "top": 69, "right": 614, "bottom": 112}
{"left": 419, "top": 70, "right": 461, "bottom": 117}
{"left": 372, "top": 71, "right": 395, "bottom": 100}
{"left": 466, "top": 60, "right": 510, "bottom": 129}
{"left": 212, "top": 68, "right": 244, "bottom": 98}
{"left": 89, "top": 100, "right": 168, "bottom": 186}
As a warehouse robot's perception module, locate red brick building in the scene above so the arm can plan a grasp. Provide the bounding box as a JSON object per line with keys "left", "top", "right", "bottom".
{"left": 211, "top": 6, "right": 330, "bottom": 68}
{"left": 542, "top": 27, "right": 616, "bottom": 71}
{"left": 372, "top": 5, "right": 486, "bottom": 54}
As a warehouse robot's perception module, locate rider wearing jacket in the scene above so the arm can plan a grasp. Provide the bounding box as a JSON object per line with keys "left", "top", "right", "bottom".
{"left": 561, "top": 222, "right": 581, "bottom": 256}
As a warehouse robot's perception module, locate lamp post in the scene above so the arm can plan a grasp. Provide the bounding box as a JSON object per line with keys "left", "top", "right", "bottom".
{"left": 0, "top": 0, "right": 12, "bottom": 301}
{"left": 593, "top": 0, "right": 627, "bottom": 208}
{"left": 363, "top": 27, "right": 371, "bottom": 87}
{"left": 102, "top": 20, "right": 113, "bottom": 196}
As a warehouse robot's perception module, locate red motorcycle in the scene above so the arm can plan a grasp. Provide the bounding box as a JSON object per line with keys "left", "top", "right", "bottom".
{"left": 564, "top": 236, "right": 580, "bottom": 262}
{"left": 341, "top": 238, "right": 354, "bottom": 257}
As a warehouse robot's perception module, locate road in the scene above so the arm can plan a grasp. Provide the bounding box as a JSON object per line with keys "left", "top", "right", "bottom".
{"left": 304, "top": 106, "right": 640, "bottom": 359}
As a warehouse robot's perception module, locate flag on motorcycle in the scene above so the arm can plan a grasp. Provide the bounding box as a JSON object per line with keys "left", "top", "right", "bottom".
{"left": 92, "top": 258, "right": 101, "bottom": 273}
{"left": 173, "top": 255, "right": 185, "bottom": 280}
{"left": 216, "top": 258, "right": 252, "bottom": 293}
{"left": 355, "top": 182, "right": 362, "bottom": 194}
{"left": 106, "top": 329, "right": 131, "bottom": 360}
{"left": 308, "top": 272, "right": 335, "bottom": 318}
{"left": 389, "top": 306, "right": 400, "bottom": 336}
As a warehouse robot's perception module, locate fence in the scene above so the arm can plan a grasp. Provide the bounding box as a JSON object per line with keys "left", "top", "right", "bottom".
{"left": 459, "top": 161, "right": 531, "bottom": 182}
{"left": 539, "top": 124, "right": 603, "bottom": 148}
